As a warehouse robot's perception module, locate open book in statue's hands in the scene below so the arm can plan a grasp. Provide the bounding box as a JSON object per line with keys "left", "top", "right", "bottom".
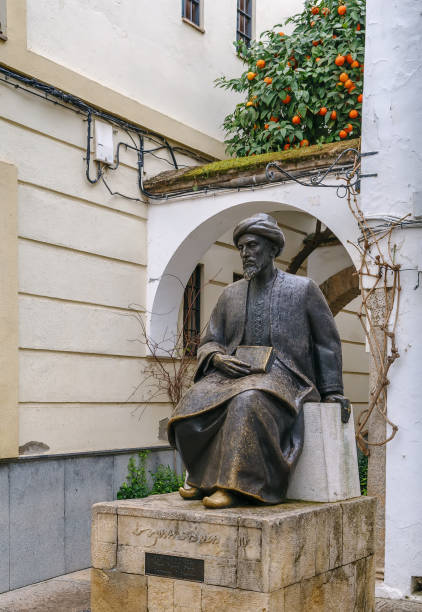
{"left": 234, "top": 346, "right": 274, "bottom": 374}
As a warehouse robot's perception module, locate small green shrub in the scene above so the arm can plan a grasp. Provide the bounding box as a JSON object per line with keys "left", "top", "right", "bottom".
{"left": 357, "top": 450, "right": 368, "bottom": 496}
{"left": 117, "top": 450, "right": 184, "bottom": 500}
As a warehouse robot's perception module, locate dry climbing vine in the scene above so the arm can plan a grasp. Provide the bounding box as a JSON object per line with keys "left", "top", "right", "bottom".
{"left": 345, "top": 156, "right": 406, "bottom": 456}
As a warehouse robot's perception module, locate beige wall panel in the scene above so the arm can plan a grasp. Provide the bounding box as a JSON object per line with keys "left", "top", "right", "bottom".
{"left": 19, "top": 295, "right": 145, "bottom": 357}
{"left": 19, "top": 403, "right": 172, "bottom": 454}
{"left": 344, "top": 296, "right": 362, "bottom": 311}
{"left": 19, "top": 240, "right": 146, "bottom": 309}
{"left": 18, "top": 184, "right": 147, "bottom": 265}
{"left": 0, "top": 119, "right": 148, "bottom": 218}
{"left": 0, "top": 83, "right": 87, "bottom": 150}
{"left": 19, "top": 352, "right": 169, "bottom": 404}
{"left": 343, "top": 373, "right": 369, "bottom": 404}
{"left": 0, "top": 86, "right": 191, "bottom": 174}
{"left": 342, "top": 342, "right": 369, "bottom": 374}
{"left": 273, "top": 211, "right": 316, "bottom": 234}
{"left": 335, "top": 311, "right": 366, "bottom": 343}
{"left": 0, "top": 160, "right": 19, "bottom": 458}
{"left": 201, "top": 245, "right": 242, "bottom": 285}
{"left": 201, "top": 284, "right": 225, "bottom": 330}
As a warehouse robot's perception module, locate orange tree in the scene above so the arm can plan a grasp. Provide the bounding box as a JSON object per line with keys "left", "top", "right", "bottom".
{"left": 215, "top": 0, "right": 365, "bottom": 156}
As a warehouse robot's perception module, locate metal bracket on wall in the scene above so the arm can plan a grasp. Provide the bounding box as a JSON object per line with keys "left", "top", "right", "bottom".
{"left": 265, "top": 149, "right": 378, "bottom": 198}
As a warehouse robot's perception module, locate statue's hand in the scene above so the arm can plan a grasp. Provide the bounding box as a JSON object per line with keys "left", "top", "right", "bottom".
{"left": 322, "top": 393, "right": 351, "bottom": 424}
{"left": 212, "top": 353, "right": 251, "bottom": 378}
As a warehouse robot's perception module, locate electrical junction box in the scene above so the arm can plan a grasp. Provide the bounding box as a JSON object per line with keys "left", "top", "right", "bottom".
{"left": 94, "top": 119, "right": 114, "bottom": 164}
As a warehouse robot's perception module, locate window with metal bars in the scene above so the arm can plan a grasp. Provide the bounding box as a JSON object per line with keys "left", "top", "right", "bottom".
{"left": 237, "top": 0, "right": 253, "bottom": 47}
{"left": 183, "top": 264, "right": 202, "bottom": 356}
{"left": 182, "top": 0, "right": 201, "bottom": 27}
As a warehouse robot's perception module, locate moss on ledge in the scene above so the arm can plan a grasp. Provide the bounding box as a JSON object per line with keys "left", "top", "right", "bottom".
{"left": 144, "top": 138, "right": 361, "bottom": 194}
{"left": 183, "top": 138, "right": 360, "bottom": 181}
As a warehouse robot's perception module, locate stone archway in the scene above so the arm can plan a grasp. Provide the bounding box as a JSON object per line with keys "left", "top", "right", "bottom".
{"left": 146, "top": 180, "right": 360, "bottom": 349}
{"left": 319, "top": 265, "right": 360, "bottom": 316}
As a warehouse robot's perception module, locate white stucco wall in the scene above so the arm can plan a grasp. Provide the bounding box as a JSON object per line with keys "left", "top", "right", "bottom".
{"left": 361, "top": 0, "right": 422, "bottom": 597}
{"left": 26, "top": 0, "right": 305, "bottom": 142}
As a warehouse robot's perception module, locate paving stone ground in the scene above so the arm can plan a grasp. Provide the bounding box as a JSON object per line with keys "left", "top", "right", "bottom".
{"left": 0, "top": 571, "right": 421, "bottom": 611}
{"left": 0, "top": 570, "right": 90, "bottom": 612}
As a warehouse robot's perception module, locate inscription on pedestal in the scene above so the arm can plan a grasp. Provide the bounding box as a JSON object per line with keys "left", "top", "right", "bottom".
{"left": 145, "top": 552, "right": 204, "bottom": 582}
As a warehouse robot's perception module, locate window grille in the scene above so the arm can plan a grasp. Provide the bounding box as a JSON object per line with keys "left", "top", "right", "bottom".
{"left": 237, "top": 0, "right": 252, "bottom": 47}
{"left": 183, "top": 265, "right": 202, "bottom": 356}
{"left": 182, "top": 0, "right": 201, "bottom": 27}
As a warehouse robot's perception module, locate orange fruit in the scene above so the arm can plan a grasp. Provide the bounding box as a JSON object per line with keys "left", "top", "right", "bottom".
{"left": 338, "top": 5, "right": 347, "bottom": 15}
{"left": 256, "top": 59, "right": 266, "bottom": 69}
{"left": 246, "top": 101, "right": 254, "bottom": 107}
{"left": 284, "top": 144, "right": 291, "bottom": 150}
{"left": 292, "top": 115, "right": 301, "bottom": 125}
{"left": 332, "top": 34, "right": 337, "bottom": 39}
{"left": 348, "top": 85, "right": 356, "bottom": 93}
{"left": 264, "top": 76, "right": 273, "bottom": 85}
{"left": 345, "top": 123, "right": 353, "bottom": 133}
{"left": 253, "top": 124, "right": 258, "bottom": 130}
{"left": 344, "top": 79, "right": 353, "bottom": 89}
{"left": 335, "top": 55, "right": 345, "bottom": 66}
{"left": 339, "top": 130, "right": 348, "bottom": 139}
{"left": 319, "top": 107, "right": 328, "bottom": 116}
{"left": 264, "top": 123, "right": 270, "bottom": 129}
{"left": 330, "top": 110, "right": 337, "bottom": 120}
{"left": 356, "top": 24, "right": 361, "bottom": 31}
{"left": 278, "top": 31, "right": 285, "bottom": 36}
{"left": 316, "top": 57, "right": 321, "bottom": 62}
{"left": 247, "top": 72, "right": 256, "bottom": 80}
{"left": 349, "top": 109, "right": 358, "bottom": 119}
{"left": 322, "top": 7, "right": 330, "bottom": 16}
{"left": 346, "top": 54, "right": 354, "bottom": 64}
{"left": 300, "top": 139, "right": 309, "bottom": 147}
{"left": 312, "top": 40, "right": 320, "bottom": 46}
{"left": 337, "top": 81, "right": 343, "bottom": 87}
{"left": 351, "top": 60, "right": 359, "bottom": 68}
{"left": 311, "top": 6, "right": 319, "bottom": 14}
{"left": 339, "top": 72, "right": 349, "bottom": 82}
{"left": 306, "top": 55, "right": 311, "bottom": 59}
{"left": 311, "top": 20, "right": 316, "bottom": 27}
{"left": 270, "top": 116, "right": 279, "bottom": 122}
{"left": 282, "top": 94, "right": 291, "bottom": 104}
{"left": 357, "top": 93, "right": 363, "bottom": 103}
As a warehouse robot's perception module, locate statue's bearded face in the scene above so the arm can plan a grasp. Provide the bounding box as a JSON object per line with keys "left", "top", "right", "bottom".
{"left": 237, "top": 233, "right": 277, "bottom": 280}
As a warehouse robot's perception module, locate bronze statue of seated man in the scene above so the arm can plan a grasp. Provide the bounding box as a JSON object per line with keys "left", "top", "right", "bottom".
{"left": 168, "top": 213, "right": 346, "bottom": 509}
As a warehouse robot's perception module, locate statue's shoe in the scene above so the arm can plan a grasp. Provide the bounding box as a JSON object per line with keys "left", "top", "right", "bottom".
{"left": 202, "top": 489, "right": 236, "bottom": 509}
{"left": 178, "top": 486, "right": 203, "bottom": 500}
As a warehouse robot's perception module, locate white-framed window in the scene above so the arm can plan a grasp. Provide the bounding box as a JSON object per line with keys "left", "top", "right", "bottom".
{"left": 182, "top": 0, "right": 204, "bottom": 32}
{"left": 237, "top": 0, "right": 254, "bottom": 47}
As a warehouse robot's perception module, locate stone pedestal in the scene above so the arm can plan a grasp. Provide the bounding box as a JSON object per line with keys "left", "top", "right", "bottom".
{"left": 91, "top": 493, "right": 375, "bottom": 611}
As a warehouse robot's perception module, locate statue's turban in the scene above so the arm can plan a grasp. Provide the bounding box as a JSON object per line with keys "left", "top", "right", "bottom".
{"left": 233, "top": 213, "right": 285, "bottom": 256}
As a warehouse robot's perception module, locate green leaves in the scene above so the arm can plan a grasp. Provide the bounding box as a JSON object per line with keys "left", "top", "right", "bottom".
{"left": 216, "top": 0, "right": 365, "bottom": 155}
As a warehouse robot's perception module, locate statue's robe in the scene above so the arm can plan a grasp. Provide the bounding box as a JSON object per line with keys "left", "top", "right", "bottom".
{"left": 168, "top": 270, "right": 343, "bottom": 504}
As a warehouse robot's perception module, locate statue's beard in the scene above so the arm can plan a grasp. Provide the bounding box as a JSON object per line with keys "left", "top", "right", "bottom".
{"left": 242, "top": 262, "right": 260, "bottom": 280}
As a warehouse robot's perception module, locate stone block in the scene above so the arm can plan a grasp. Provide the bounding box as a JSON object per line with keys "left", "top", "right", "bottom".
{"left": 174, "top": 580, "right": 202, "bottom": 611}
{"left": 341, "top": 496, "right": 376, "bottom": 564}
{"left": 116, "top": 544, "right": 145, "bottom": 574}
{"left": 9, "top": 459, "right": 65, "bottom": 589}
{"left": 91, "top": 510, "right": 117, "bottom": 570}
{"left": 91, "top": 493, "right": 375, "bottom": 610}
{"left": 0, "top": 465, "right": 9, "bottom": 594}
{"left": 147, "top": 575, "right": 174, "bottom": 611}
{"left": 64, "top": 455, "right": 113, "bottom": 572}
{"left": 91, "top": 568, "right": 147, "bottom": 612}
{"left": 287, "top": 402, "right": 361, "bottom": 502}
